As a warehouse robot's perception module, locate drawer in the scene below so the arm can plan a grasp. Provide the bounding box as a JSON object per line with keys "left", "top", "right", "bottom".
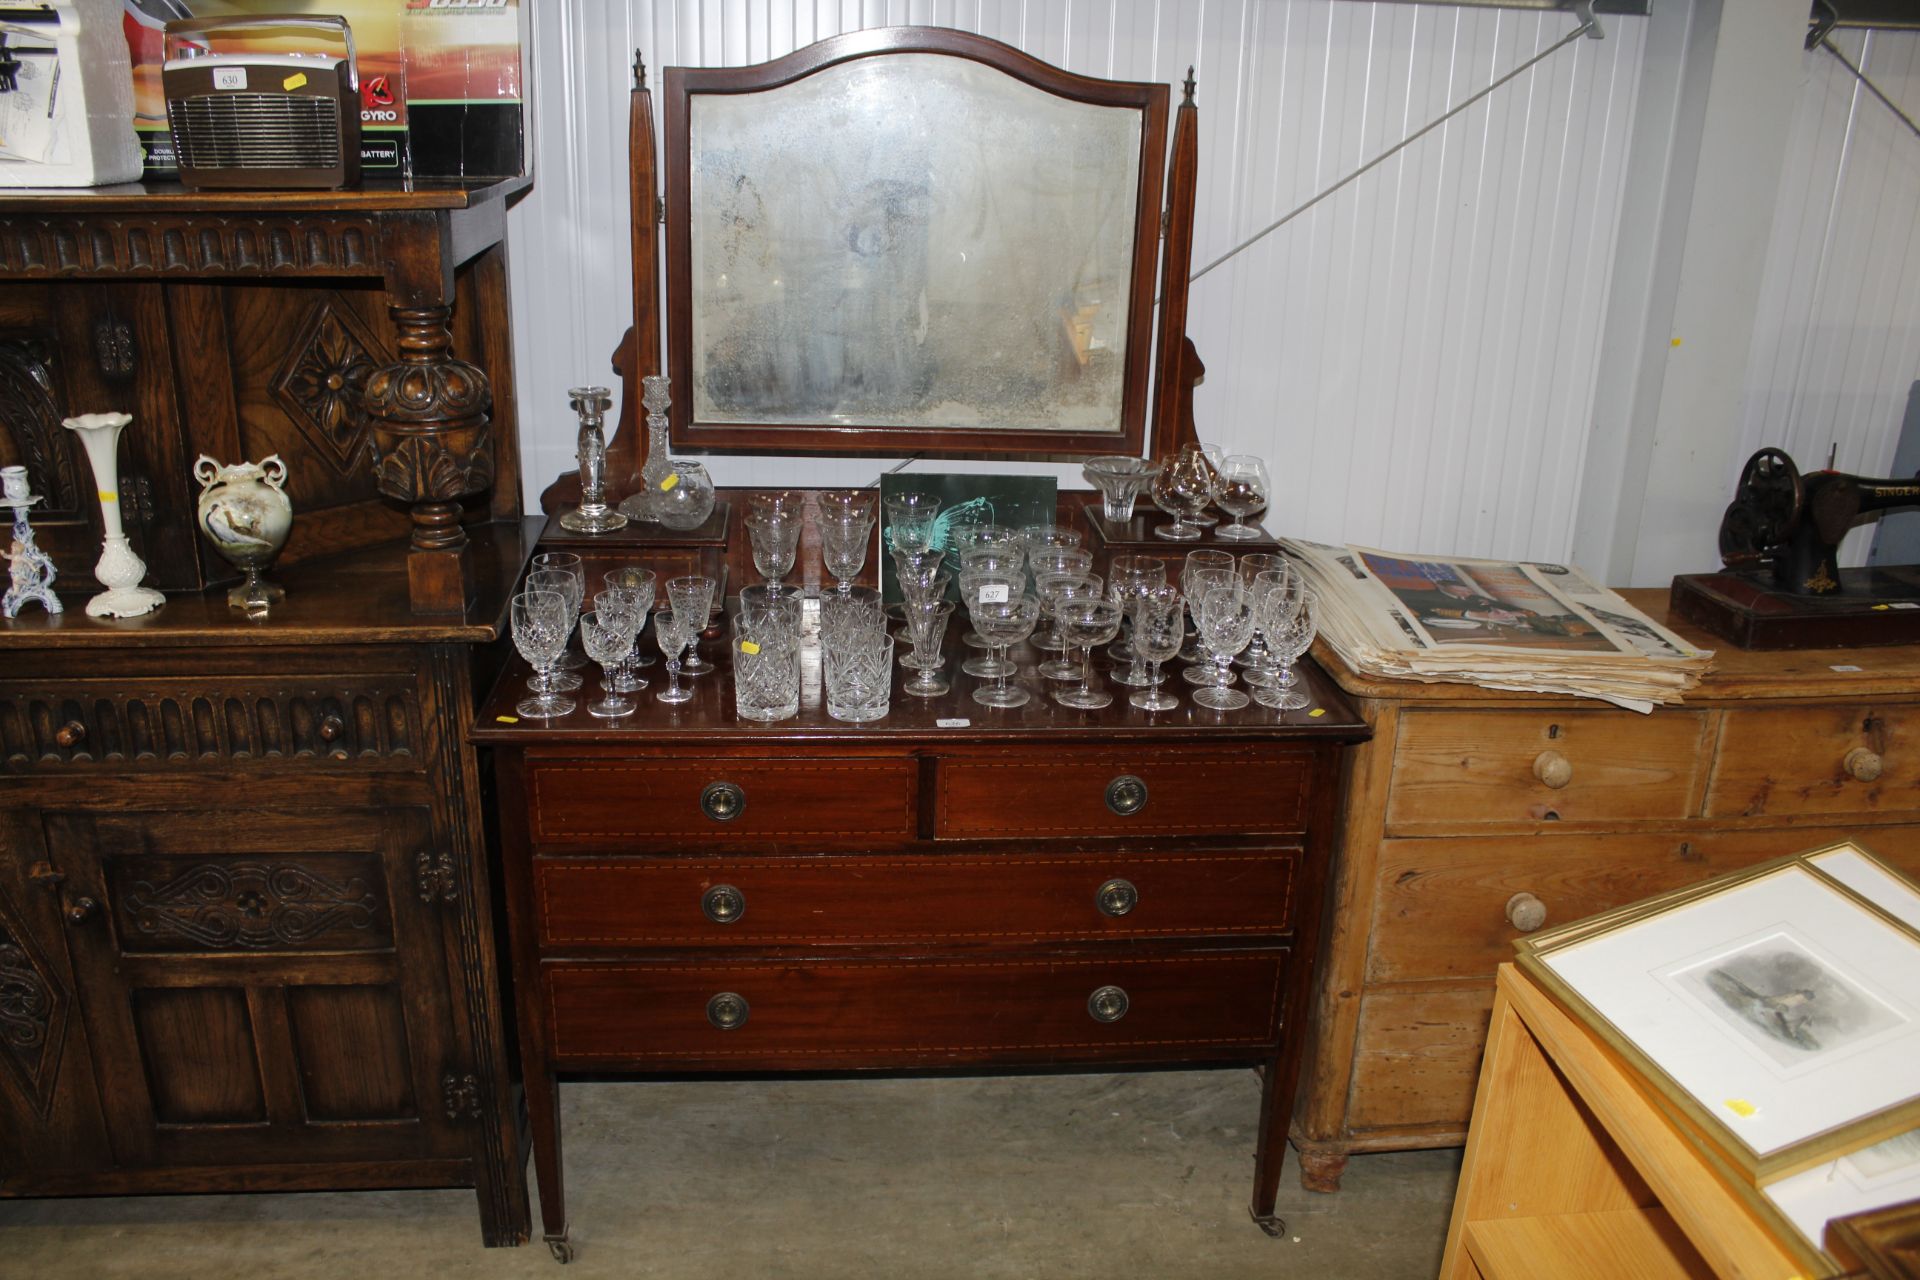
{"left": 1367, "top": 826, "right": 1920, "bottom": 984}
{"left": 534, "top": 849, "right": 1301, "bottom": 948}
{"left": 1385, "top": 709, "right": 1708, "bottom": 830}
{"left": 1346, "top": 988, "right": 1494, "bottom": 1131}
{"left": 544, "top": 950, "right": 1289, "bottom": 1068}
{"left": 932, "top": 747, "right": 1314, "bottom": 840}
{"left": 525, "top": 756, "right": 917, "bottom": 847}
{"left": 1707, "top": 705, "right": 1920, "bottom": 818}
{"left": 0, "top": 679, "right": 423, "bottom": 772}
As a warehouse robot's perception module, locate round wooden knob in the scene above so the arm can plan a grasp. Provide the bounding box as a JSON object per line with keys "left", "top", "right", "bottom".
{"left": 54, "top": 720, "right": 86, "bottom": 748}
{"left": 318, "top": 715, "right": 345, "bottom": 742}
{"left": 1506, "top": 892, "right": 1548, "bottom": 933}
{"left": 1532, "top": 750, "right": 1572, "bottom": 789}
{"left": 1844, "top": 746, "right": 1883, "bottom": 783}
{"left": 64, "top": 895, "right": 98, "bottom": 926}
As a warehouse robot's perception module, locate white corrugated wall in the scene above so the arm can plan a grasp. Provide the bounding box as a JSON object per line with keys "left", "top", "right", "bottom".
{"left": 1738, "top": 29, "right": 1920, "bottom": 564}
{"left": 506, "top": 1, "right": 1649, "bottom": 561}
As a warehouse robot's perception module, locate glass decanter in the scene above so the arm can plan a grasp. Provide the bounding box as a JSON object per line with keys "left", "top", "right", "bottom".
{"left": 618, "top": 374, "right": 675, "bottom": 522}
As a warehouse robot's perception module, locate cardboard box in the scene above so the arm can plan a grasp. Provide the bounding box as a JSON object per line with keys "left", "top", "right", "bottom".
{"left": 122, "top": 0, "right": 527, "bottom": 180}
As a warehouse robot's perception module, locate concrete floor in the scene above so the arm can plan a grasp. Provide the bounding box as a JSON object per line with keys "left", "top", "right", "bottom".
{"left": 0, "top": 1070, "right": 1461, "bottom": 1279}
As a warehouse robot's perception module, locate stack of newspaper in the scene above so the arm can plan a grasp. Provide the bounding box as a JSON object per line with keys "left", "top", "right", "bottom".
{"left": 1283, "top": 540, "right": 1713, "bottom": 712}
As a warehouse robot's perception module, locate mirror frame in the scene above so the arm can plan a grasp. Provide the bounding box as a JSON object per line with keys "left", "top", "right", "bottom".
{"left": 662, "top": 26, "right": 1170, "bottom": 458}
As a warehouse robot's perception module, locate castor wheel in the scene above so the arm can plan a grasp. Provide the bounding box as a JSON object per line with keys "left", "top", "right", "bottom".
{"left": 545, "top": 1232, "right": 575, "bottom": 1264}
{"left": 1250, "top": 1209, "right": 1287, "bottom": 1238}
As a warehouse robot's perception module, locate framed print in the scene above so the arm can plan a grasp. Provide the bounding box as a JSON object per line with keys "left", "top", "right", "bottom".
{"left": 1763, "top": 1126, "right": 1920, "bottom": 1253}
{"left": 663, "top": 27, "right": 1168, "bottom": 458}
{"left": 1517, "top": 856, "right": 1920, "bottom": 1182}
{"left": 877, "top": 472, "right": 1056, "bottom": 604}
{"left": 1807, "top": 843, "right": 1920, "bottom": 929}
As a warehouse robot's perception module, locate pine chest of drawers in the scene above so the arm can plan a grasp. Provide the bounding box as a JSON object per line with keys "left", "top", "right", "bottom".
{"left": 1292, "top": 588, "right": 1920, "bottom": 1193}
{"left": 474, "top": 629, "right": 1367, "bottom": 1260}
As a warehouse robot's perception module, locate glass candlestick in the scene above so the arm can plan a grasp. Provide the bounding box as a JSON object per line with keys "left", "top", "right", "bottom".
{"left": 618, "top": 374, "right": 674, "bottom": 523}
{"left": 560, "top": 385, "right": 627, "bottom": 534}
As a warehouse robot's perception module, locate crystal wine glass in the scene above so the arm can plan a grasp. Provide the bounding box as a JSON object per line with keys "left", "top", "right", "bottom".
{"left": 525, "top": 569, "right": 584, "bottom": 690}
{"left": 883, "top": 492, "right": 942, "bottom": 555}
{"left": 971, "top": 594, "right": 1040, "bottom": 709}
{"left": 531, "top": 553, "right": 588, "bottom": 669}
{"left": 1052, "top": 598, "right": 1123, "bottom": 710}
{"left": 1179, "top": 550, "right": 1235, "bottom": 664}
{"left": 746, "top": 511, "right": 801, "bottom": 596}
{"left": 899, "top": 599, "right": 954, "bottom": 697}
{"left": 1234, "top": 554, "right": 1289, "bottom": 684}
{"left": 666, "top": 575, "right": 718, "bottom": 675}
{"left": 593, "top": 587, "right": 650, "bottom": 692}
{"left": 1037, "top": 574, "right": 1104, "bottom": 680}
{"left": 605, "top": 566, "right": 659, "bottom": 666}
{"left": 511, "top": 589, "right": 575, "bottom": 719}
{"left": 1128, "top": 586, "right": 1187, "bottom": 712}
{"left": 960, "top": 569, "right": 1023, "bottom": 678}
{"left": 1194, "top": 582, "right": 1258, "bottom": 711}
{"left": 1107, "top": 553, "right": 1168, "bottom": 680}
{"left": 1255, "top": 583, "right": 1318, "bottom": 712}
{"left": 1214, "top": 454, "right": 1271, "bottom": 539}
{"left": 579, "top": 609, "right": 636, "bottom": 718}
{"left": 819, "top": 512, "right": 875, "bottom": 596}
{"left": 654, "top": 609, "right": 697, "bottom": 705}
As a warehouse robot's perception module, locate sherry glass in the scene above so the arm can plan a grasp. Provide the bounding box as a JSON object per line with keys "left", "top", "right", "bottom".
{"left": 1128, "top": 586, "right": 1186, "bottom": 712}
{"left": 511, "top": 589, "right": 575, "bottom": 719}
{"left": 746, "top": 511, "right": 801, "bottom": 596}
{"left": 1052, "top": 598, "right": 1123, "bottom": 710}
{"left": 593, "top": 586, "right": 650, "bottom": 691}
{"left": 1193, "top": 582, "right": 1258, "bottom": 711}
{"left": 1256, "top": 582, "right": 1318, "bottom": 712}
{"left": 1037, "top": 574, "right": 1104, "bottom": 679}
{"left": 883, "top": 492, "right": 942, "bottom": 555}
{"left": 579, "top": 609, "right": 636, "bottom": 718}
{"left": 526, "top": 569, "right": 584, "bottom": 690}
{"left": 960, "top": 569, "right": 1023, "bottom": 678}
{"left": 1214, "top": 454, "right": 1271, "bottom": 539}
{"left": 654, "top": 609, "right": 697, "bottom": 705}
{"left": 1150, "top": 443, "right": 1222, "bottom": 541}
{"left": 899, "top": 599, "right": 954, "bottom": 697}
{"left": 666, "top": 575, "right": 718, "bottom": 674}
{"left": 605, "top": 566, "right": 660, "bottom": 665}
{"left": 1081, "top": 455, "right": 1162, "bottom": 524}
{"left": 971, "top": 594, "right": 1040, "bottom": 709}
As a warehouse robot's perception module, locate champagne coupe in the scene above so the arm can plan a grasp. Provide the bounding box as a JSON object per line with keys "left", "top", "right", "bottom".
{"left": 949, "top": 521, "right": 1021, "bottom": 563}
{"left": 883, "top": 492, "right": 942, "bottom": 555}
{"left": 1194, "top": 582, "right": 1258, "bottom": 711}
{"left": 899, "top": 599, "right": 954, "bottom": 697}
{"left": 605, "top": 565, "right": 660, "bottom": 665}
{"left": 746, "top": 511, "right": 801, "bottom": 596}
{"left": 1214, "top": 454, "right": 1271, "bottom": 539}
{"left": 960, "top": 569, "right": 1023, "bottom": 678}
{"left": 512, "top": 590, "right": 575, "bottom": 719}
{"left": 1053, "top": 598, "right": 1123, "bottom": 710}
{"left": 593, "top": 586, "right": 650, "bottom": 691}
{"left": 579, "top": 609, "right": 636, "bottom": 718}
{"left": 1027, "top": 545, "right": 1093, "bottom": 582}
{"left": 957, "top": 550, "right": 1024, "bottom": 649}
{"left": 971, "top": 594, "right": 1041, "bottom": 709}
{"left": 1256, "top": 582, "right": 1318, "bottom": 711}
{"left": 666, "top": 575, "right": 718, "bottom": 674}
{"left": 654, "top": 609, "right": 697, "bottom": 705}
{"left": 1081, "top": 455, "right": 1163, "bottom": 524}
{"left": 1151, "top": 443, "right": 1222, "bottom": 540}
{"left": 526, "top": 569, "right": 585, "bottom": 690}
{"left": 1017, "top": 524, "right": 1082, "bottom": 558}
{"left": 1037, "top": 574, "right": 1104, "bottom": 680}
{"left": 1128, "top": 586, "right": 1187, "bottom": 712}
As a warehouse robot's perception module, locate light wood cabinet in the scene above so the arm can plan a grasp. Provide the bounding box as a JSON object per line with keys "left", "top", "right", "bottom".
{"left": 1292, "top": 588, "right": 1920, "bottom": 1192}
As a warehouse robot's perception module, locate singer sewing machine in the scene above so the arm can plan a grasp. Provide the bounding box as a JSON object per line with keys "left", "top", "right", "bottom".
{"left": 1672, "top": 447, "right": 1920, "bottom": 648}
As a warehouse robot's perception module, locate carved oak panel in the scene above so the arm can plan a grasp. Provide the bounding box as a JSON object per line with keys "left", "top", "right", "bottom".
{"left": 110, "top": 853, "right": 393, "bottom": 953}
{"left": 0, "top": 895, "right": 67, "bottom": 1119}
{"left": 0, "top": 215, "right": 384, "bottom": 280}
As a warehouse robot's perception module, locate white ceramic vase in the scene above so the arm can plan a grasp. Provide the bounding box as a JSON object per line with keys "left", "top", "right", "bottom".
{"left": 62, "top": 411, "right": 165, "bottom": 618}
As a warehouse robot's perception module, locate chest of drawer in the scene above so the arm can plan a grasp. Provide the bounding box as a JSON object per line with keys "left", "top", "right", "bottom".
{"left": 543, "top": 949, "right": 1291, "bottom": 1068}
{"left": 533, "top": 849, "right": 1302, "bottom": 949}
{"left": 524, "top": 755, "right": 919, "bottom": 848}
{"left": 1707, "top": 705, "right": 1920, "bottom": 818}
{"left": 1385, "top": 709, "right": 1709, "bottom": 830}
{"left": 931, "top": 747, "right": 1314, "bottom": 840}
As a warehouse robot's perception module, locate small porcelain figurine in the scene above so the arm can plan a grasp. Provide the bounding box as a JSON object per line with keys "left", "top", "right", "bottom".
{"left": 0, "top": 465, "right": 61, "bottom": 619}
{"left": 62, "top": 411, "right": 164, "bottom": 618}
{"left": 194, "top": 453, "right": 294, "bottom": 615}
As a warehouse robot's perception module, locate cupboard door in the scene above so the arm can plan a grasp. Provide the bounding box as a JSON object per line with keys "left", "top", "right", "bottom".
{"left": 42, "top": 806, "right": 467, "bottom": 1170}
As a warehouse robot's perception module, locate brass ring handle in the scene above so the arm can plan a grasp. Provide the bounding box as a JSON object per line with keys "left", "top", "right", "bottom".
{"left": 1096, "top": 878, "right": 1138, "bottom": 918}
{"left": 700, "top": 781, "right": 746, "bottom": 822}
{"left": 64, "top": 896, "right": 98, "bottom": 926}
{"left": 1532, "top": 750, "right": 1572, "bottom": 789}
{"left": 701, "top": 884, "right": 745, "bottom": 925}
{"left": 318, "top": 714, "right": 345, "bottom": 742}
{"left": 1505, "top": 892, "right": 1548, "bottom": 933}
{"left": 1087, "top": 985, "right": 1130, "bottom": 1023}
{"left": 705, "top": 992, "right": 749, "bottom": 1030}
{"left": 1844, "top": 746, "right": 1883, "bottom": 783}
{"left": 1104, "top": 774, "right": 1148, "bottom": 816}
{"left": 54, "top": 720, "right": 86, "bottom": 748}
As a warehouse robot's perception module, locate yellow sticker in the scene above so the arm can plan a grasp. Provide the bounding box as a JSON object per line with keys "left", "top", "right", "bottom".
{"left": 1725, "top": 1098, "right": 1757, "bottom": 1118}
{"left": 1874, "top": 604, "right": 1891, "bottom": 611}
{"left": 740, "top": 640, "right": 760, "bottom": 655}
{"left": 98, "top": 490, "right": 117, "bottom": 503}
{"left": 283, "top": 71, "right": 309, "bottom": 91}
{"left": 1671, "top": 336, "right": 1683, "bottom": 347}
{"left": 1308, "top": 708, "right": 1326, "bottom": 718}
{"left": 660, "top": 472, "right": 680, "bottom": 492}
{"left": 494, "top": 715, "right": 519, "bottom": 724}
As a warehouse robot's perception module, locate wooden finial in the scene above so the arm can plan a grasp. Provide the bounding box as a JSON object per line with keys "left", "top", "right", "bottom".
{"left": 1182, "top": 66, "right": 1196, "bottom": 106}
{"left": 633, "top": 50, "right": 647, "bottom": 90}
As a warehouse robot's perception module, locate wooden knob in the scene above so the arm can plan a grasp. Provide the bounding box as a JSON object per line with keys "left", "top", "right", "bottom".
{"left": 1532, "top": 750, "right": 1572, "bottom": 789}
{"left": 1506, "top": 892, "right": 1548, "bottom": 933}
{"left": 1844, "top": 746, "right": 1883, "bottom": 783}
{"left": 64, "top": 895, "right": 98, "bottom": 926}
{"left": 318, "top": 715, "right": 345, "bottom": 742}
{"left": 54, "top": 720, "right": 86, "bottom": 748}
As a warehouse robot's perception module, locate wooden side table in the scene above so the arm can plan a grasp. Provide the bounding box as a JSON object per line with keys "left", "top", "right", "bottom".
{"left": 1440, "top": 964, "right": 1819, "bottom": 1280}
